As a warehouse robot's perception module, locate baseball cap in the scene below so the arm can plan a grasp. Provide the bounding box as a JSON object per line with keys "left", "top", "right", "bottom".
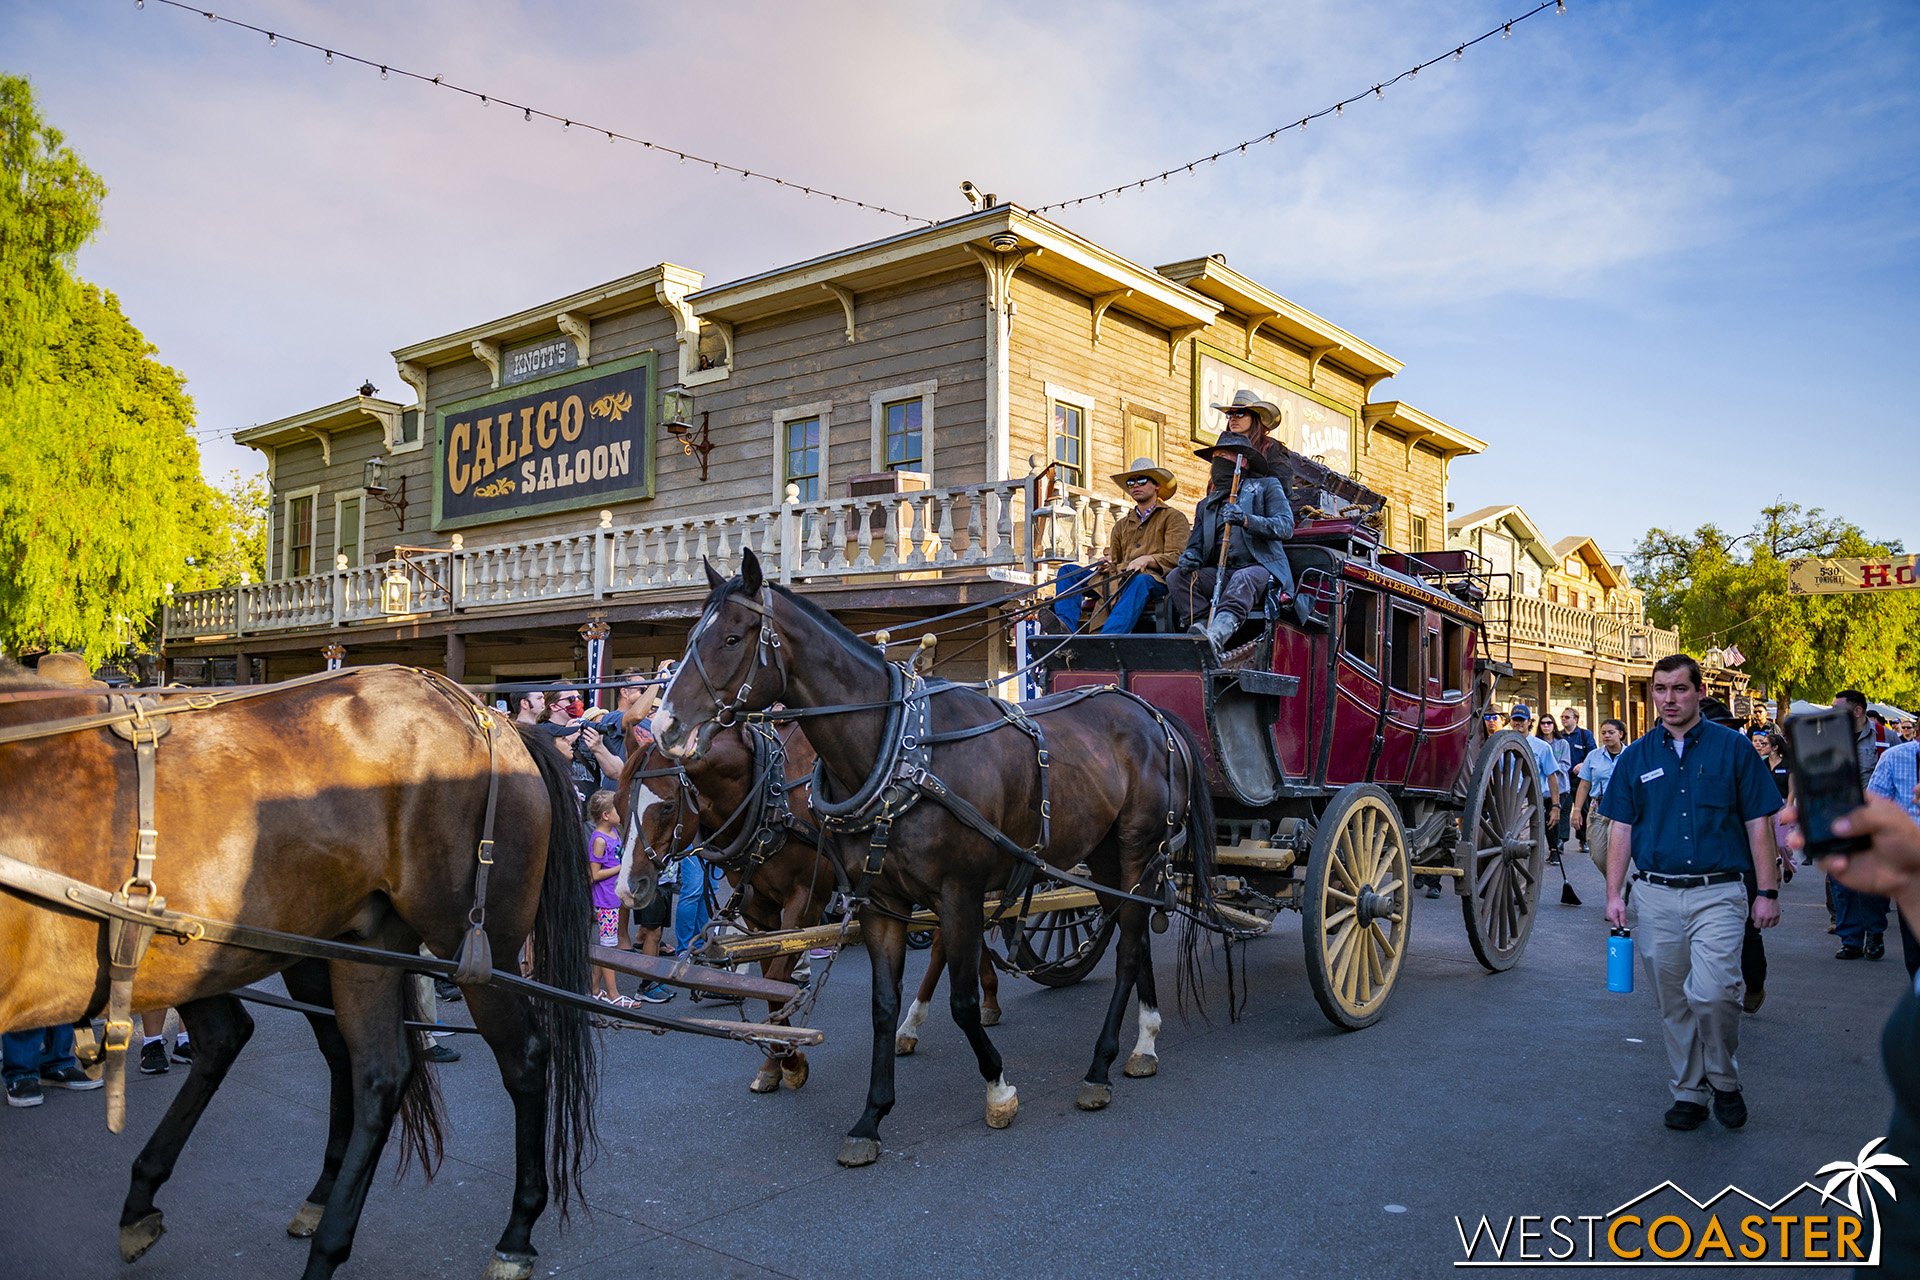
{"left": 1509, "top": 704, "right": 1533, "bottom": 720}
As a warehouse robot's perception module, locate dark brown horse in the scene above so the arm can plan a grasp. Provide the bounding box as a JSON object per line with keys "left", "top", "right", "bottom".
{"left": 0, "top": 662, "right": 596, "bottom": 1280}
{"left": 654, "top": 551, "right": 1216, "bottom": 1167}
{"left": 612, "top": 719, "right": 998, "bottom": 1094}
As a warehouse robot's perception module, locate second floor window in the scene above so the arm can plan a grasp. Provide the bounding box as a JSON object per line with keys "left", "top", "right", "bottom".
{"left": 1411, "top": 515, "right": 1429, "bottom": 553}
{"left": 285, "top": 493, "right": 315, "bottom": 577}
{"left": 883, "top": 399, "right": 923, "bottom": 472}
{"left": 784, "top": 416, "right": 821, "bottom": 502}
{"left": 1051, "top": 400, "right": 1085, "bottom": 488}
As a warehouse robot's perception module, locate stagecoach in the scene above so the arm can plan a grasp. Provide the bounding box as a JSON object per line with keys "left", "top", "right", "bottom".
{"left": 1030, "top": 514, "right": 1547, "bottom": 1028}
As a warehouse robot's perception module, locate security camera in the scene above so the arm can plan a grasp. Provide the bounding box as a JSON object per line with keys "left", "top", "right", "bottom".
{"left": 960, "top": 180, "right": 985, "bottom": 212}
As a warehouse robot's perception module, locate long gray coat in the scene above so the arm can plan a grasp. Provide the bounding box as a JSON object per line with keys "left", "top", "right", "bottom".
{"left": 1173, "top": 473, "right": 1298, "bottom": 600}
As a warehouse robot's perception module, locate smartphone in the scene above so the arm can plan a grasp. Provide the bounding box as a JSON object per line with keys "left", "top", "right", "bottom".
{"left": 1787, "top": 707, "right": 1869, "bottom": 857}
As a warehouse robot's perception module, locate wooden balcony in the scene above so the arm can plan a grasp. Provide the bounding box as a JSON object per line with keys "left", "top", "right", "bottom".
{"left": 1482, "top": 590, "right": 1678, "bottom": 666}
{"left": 162, "top": 478, "right": 1131, "bottom": 641}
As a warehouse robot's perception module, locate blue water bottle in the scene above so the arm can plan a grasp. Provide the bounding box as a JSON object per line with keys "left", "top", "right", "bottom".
{"left": 1608, "top": 926, "right": 1634, "bottom": 993}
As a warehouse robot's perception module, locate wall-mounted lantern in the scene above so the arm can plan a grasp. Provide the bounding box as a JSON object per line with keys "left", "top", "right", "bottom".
{"left": 662, "top": 389, "right": 714, "bottom": 480}
{"left": 364, "top": 457, "right": 409, "bottom": 532}
{"left": 380, "top": 561, "right": 413, "bottom": 615}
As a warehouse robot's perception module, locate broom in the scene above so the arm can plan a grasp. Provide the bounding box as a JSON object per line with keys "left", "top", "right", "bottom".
{"left": 1556, "top": 795, "right": 1581, "bottom": 905}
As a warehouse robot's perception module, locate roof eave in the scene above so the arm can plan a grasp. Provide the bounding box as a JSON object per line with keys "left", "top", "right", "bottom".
{"left": 233, "top": 396, "right": 404, "bottom": 448}
{"left": 1155, "top": 256, "right": 1403, "bottom": 380}
{"left": 391, "top": 265, "right": 682, "bottom": 367}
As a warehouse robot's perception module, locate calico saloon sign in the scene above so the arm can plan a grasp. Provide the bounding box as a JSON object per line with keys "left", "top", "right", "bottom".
{"left": 433, "top": 353, "right": 653, "bottom": 531}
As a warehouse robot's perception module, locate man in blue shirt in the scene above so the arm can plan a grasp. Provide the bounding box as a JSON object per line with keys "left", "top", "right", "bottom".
{"left": 1870, "top": 738, "right": 1920, "bottom": 977}
{"left": 1602, "top": 654, "right": 1782, "bottom": 1132}
{"left": 1508, "top": 704, "right": 1565, "bottom": 836}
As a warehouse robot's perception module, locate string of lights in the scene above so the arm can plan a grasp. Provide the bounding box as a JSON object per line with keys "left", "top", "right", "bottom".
{"left": 136, "top": 0, "right": 939, "bottom": 226}
{"left": 1032, "top": 0, "right": 1568, "bottom": 214}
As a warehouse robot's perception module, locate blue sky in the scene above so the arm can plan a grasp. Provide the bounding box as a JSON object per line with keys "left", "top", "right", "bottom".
{"left": 6, "top": 0, "right": 1916, "bottom": 559}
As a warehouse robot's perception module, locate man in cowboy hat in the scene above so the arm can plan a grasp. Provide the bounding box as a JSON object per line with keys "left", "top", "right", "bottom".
{"left": 1052, "top": 457, "right": 1191, "bottom": 634}
{"left": 1165, "top": 432, "right": 1302, "bottom": 653}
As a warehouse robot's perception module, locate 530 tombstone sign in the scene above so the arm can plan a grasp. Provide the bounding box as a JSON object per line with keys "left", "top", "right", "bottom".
{"left": 433, "top": 353, "right": 655, "bottom": 531}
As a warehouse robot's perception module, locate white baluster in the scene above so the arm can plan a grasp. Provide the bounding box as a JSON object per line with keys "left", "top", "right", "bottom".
{"left": 828, "top": 504, "right": 851, "bottom": 571}
{"left": 852, "top": 501, "right": 875, "bottom": 571}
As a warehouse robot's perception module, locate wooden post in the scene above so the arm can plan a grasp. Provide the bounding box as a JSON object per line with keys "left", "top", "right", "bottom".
{"left": 445, "top": 631, "right": 466, "bottom": 682}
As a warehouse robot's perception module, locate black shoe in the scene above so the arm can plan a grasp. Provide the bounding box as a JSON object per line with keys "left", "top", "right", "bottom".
{"left": 1836, "top": 944, "right": 1865, "bottom": 960}
{"left": 1743, "top": 985, "right": 1766, "bottom": 1014}
{"left": 1547, "top": 851, "right": 1562, "bottom": 867}
{"left": 434, "top": 979, "right": 464, "bottom": 1003}
{"left": 1425, "top": 884, "right": 1442, "bottom": 899}
{"left": 1712, "top": 1088, "right": 1748, "bottom": 1129}
{"left": 1866, "top": 934, "right": 1886, "bottom": 961}
{"left": 39, "top": 1066, "right": 102, "bottom": 1091}
{"left": 171, "top": 1038, "right": 193, "bottom": 1064}
{"left": 422, "top": 1042, "right": 460, "bottom": 1064}
{"left": 1664, "top": 1101, "right": 1709, "bottom": 1130}
{"left": 138, "top": 1040, "right": 170, "bottom": 1075}
{"left": 6, "top": 1078, "right": 43, "bottom": 1108}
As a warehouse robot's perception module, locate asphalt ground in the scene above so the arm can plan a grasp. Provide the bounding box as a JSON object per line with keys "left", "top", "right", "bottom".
{"left": 1, "top": 851, "right": 1908, "bottom": 1280}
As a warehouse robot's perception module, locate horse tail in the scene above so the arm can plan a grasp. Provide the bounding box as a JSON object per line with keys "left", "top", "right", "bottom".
{"left": 392, "top": 975, "right": 448, "bottom": 1181}
{"left": 1165, "top": 713, "right": 1240, "bottom": 1021}
{"left": 515, "top": 723, "right": 600, "bottom": 1220}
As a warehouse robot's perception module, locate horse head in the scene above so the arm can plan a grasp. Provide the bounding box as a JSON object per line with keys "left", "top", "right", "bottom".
{"left": 655, "top": 548, "right": 786, "bottom": 760}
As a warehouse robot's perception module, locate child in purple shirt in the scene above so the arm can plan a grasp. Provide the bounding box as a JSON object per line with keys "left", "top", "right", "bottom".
{"left": 586, "top": 791, "right": 632, "bottom": 1008}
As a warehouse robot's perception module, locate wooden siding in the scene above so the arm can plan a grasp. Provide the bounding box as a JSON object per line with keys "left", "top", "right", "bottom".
{"left": 265, "top": 425, "right": 386, "bottom": 578}
{"left": 1356, "top": 433, "right": 1449, "bottom": 552}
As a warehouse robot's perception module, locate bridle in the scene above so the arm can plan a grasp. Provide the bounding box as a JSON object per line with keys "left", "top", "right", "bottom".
{"left": 679, "top": 585, "right": 785, "bottom": 734}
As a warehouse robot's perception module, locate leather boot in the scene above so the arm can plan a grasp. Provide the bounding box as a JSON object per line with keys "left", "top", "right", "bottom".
{"left": 1201, "top": 610, "right": 1240, "bottom": 655}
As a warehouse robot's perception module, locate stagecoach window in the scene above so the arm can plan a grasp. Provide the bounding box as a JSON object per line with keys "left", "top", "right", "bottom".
{"left": 1341, "top": 588, "right": 1379, "bottom": 668}
{"left": 1442, "top": 617, "right": 1469, "bottom": 694}
{"left": 1389, "top": 607, "right": 1421, "bottom": 692}
{"left": 783, "top": 415, "right": 821, "bottom": 502}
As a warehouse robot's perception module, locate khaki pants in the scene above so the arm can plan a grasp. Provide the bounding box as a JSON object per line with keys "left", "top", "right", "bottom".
{"left": 1585, "top": 810, "right": 1612, "bottom": 879}
{"left": 1630, "top": 879, "right": 1747, "bottom": 1103}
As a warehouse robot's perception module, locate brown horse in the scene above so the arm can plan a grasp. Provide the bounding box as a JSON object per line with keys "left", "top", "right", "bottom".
{"left": 0, "top": 662, "right": 596, "bottom": 1280}
{"left": 654, "top": 551, "right": 1217, "bottom": 1167}
{"left": 613, "top": 719, "right": 998, "bottom": 1094}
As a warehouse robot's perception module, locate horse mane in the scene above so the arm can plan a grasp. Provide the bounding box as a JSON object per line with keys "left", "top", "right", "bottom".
{"left": 721, "top": 573, "right": 886, "bottom": 673}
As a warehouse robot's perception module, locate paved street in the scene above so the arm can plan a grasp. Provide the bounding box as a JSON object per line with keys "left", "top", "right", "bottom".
{"left": 2, "top": 853, "right": 1906, "bottom": 1279}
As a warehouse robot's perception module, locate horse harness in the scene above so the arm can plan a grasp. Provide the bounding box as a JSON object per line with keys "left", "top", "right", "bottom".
{"left": 0, "top": 666, "right": 509, "bottom": 1131}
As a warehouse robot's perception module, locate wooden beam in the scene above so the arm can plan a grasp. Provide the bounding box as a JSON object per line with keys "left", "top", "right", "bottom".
{"left": 588, "top": 945, "right": 800, "bottom": 1002}
{"left": 1090, "top": 289, "right": 1131, "bottom": 345}
{"left": 822, "top": 283, "right": 858, "bottom": 343}
{"left": 1214, "top": 842, "right": 1296, "bottom": 872}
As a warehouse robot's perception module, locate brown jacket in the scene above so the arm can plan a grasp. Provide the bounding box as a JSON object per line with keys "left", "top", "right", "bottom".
{"left": 1091, "top": 502, "right": 1191, "bottom": 627}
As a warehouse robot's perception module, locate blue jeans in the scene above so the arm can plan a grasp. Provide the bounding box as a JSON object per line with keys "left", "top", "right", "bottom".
{"left": 3, "top": 1025, "right": 77, "bottom": 1083}
{"left": 1052, "top": 565, "right": 1165, "bottom": 634}
{"left": 671, "top": 856, "right": 723, "bottom": 954}
{"left": 1836, "top": 881, "right": 1891, "bottom": 947}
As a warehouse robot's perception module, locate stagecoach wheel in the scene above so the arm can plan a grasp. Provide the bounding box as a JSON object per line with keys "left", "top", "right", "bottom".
{"left": 1459, "top": 730, "right": 1547, "bottom": 972}
{"left": 1014, "top": 903, "right": 1116, "bottom": 988}
{"left": 1302, "top": 784, "right": 1411, "bottom": 1031}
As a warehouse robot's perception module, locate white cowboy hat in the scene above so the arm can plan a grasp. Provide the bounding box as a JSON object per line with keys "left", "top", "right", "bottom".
{"left": 1109, "top": 457, "right": 1177, "bottom": 500}
{"left": 1209, "top": 389, "right": 1280, "bottom": 427}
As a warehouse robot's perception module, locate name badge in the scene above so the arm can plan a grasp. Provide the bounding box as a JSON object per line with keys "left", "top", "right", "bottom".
{"left": 1639, "top": 768, "right": 1666, "bottom": 783}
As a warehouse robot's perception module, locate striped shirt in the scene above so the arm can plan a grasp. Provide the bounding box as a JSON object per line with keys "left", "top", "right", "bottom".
{"left": 1870, "top": 740, "right": 1920, "bottom": 820}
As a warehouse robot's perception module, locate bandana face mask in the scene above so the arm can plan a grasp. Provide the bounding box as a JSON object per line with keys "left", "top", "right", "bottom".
{"left": 1209, "top": 457, "right": 1238, "bottom": 488}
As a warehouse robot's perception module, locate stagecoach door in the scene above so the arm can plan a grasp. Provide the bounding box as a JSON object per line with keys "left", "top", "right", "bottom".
{"left": 1375, "top": 602, "right": 1425, "bottom": 787}
{"left": 1326, "top": 586, "right": 1382, "bottom": 786}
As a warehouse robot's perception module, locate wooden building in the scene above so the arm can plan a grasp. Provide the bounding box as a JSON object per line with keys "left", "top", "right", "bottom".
{"left": 163, "top": 206, "right": 1483, "bottom": 688}
{"left": 1447, "top": 504, "right": 1679, "bottom": 735}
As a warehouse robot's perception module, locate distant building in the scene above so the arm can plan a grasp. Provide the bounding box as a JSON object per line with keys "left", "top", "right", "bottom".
{"left": 163, "top": 206, "right": 1482, "bottom": 688}
{"left": 1448, "top": 505, "right": 1678, "bottom": 735}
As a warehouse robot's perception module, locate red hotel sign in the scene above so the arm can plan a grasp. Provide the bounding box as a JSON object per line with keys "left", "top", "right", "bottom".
{"left": 1787, "top": 555, "right": 1920, "bottom": 595}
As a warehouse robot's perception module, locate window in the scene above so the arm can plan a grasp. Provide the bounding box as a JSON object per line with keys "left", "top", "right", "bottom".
{"left": 882, "top": 399, "right": 923, "bottom": 471}
{"left": 283, "top": 488, "right": 317, "bottom": 578}
{"left": 1410, "top": 515, "right": 1429, "bottom": 553}
{"left": 772, "top": 402, "right": 833, "bottom": 503}
{"left": 1124, "top": 404, "right": 1166, "bottom": 467}
{"left": 1380, "top": 506, "right": 1395, "bottom": 548}
{"left": 333, "top": 494, "right": 363, "bottom": 569}
{"left": 1441, "top": 618, "right": 1469, "bottom": 694}
{"left": 1547, "top": 584, "right": 1560, "bottom": 604}
{"left": 1341, "top": 588, "right": 1379, "bottom": 668}
{"left": 1388, "top": 607, "right": 1422, "bottom": 692}
{"left": 783, "top": 416, "right": 821, "bottom": 502}
{"left": 1044, "top": 383, "right": 1094, "bottom": 489}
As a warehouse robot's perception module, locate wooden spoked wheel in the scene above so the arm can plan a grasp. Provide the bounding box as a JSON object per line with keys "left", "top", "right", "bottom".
{"left": 1459, "top": 730, "right": 1546, "bottom": 972}
{"left": 1303, "top": 785, "right": 1411, "bottom": 1030}
{"left": 1014, "top": 899, "right": 1115, "bottom": 988}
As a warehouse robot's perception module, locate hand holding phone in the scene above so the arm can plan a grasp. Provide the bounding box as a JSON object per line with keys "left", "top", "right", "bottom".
{"left": 1785, "top": 707, "right": 1869, "bottom": 858}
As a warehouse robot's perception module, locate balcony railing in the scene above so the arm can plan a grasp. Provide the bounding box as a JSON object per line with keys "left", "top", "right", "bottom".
{"left": 1483, "top": 590, "right": 1678, "bottom": 665}
{"left": 163, "top": 477, "right": 1131, "bottom": 641}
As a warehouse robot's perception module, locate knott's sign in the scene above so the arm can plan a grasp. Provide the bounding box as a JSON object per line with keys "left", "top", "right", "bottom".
{"left": 1788, "top": 554, "right": 1920, "bottom": 595}
{"left": 433, "top": 353, "right": 653, "bottom": 531}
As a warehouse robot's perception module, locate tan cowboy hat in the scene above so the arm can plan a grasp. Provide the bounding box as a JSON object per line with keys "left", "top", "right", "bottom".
{"left": 1209, "top": 389, "right": 1280, "bottom": 427}
{"left": 1110, "top": 457, "right": 1177, "bottom": 500}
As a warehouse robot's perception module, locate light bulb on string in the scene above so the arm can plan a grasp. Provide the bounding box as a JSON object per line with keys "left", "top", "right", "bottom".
{"left": 267, "top": 32, "right": 276, "bottom": 46}
{"left": 379, "top": 66, "right": 388, "bottom": 79}
{"left": 523, "top": 107, "right": 531, "bottom": 121}
{"left": 1504, "top": 23, "right": 1512, "bottom": 38}
{"left": 325, "top": 50, "right": 333, "bottom": 64}
{"left": 1454, "top": 46, "right": 1463, "bottom": 60}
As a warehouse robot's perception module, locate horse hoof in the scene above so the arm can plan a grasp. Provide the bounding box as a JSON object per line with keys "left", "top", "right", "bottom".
{"left": 980, "top": 1007, "right": 1001, "bottom": 1027}
{"left": 894, "top": 1034, "right": 917, "bottom": 1057}
{"left": 749, "top": 1064, "right": 782, "bottom": 1094}
{"left": 985, "top": 1092, "right": 1019, "bottom": 1130}
{"left": 1076, "top": 1082, "right": 1113, "bottom": 1111}
{"left": 119, "top": 1211, "right": 165, "bottom": 1264}
{"left": 781, "top": 1056, "right": 810, "bottom": 1091}
{"left": 1123, "top": 1053, "right": 1159, "bottom": 1079}
{"left": 836, "top": 1137, "right": 882, "bottom": 1168}
{"left": 482, "top": 1251, "right": 537, "bottom": 1280}
{"left": 286, "top": 1200, "right": 325, "bottom": 1238}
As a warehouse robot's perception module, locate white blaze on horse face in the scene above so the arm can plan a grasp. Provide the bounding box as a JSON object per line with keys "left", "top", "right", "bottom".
{"left": 618, "top": 785, "right": 663, "bottom": 903}
{"left": 1131, "top": 1005, "right": 1162, "bottom": 1062}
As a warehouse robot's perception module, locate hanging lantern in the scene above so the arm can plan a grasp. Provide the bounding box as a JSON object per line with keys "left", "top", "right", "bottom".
{"left": 380, "top": 562, "right": 413, "bottom": 615}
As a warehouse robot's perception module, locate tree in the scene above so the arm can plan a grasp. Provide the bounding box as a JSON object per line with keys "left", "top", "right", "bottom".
{"left": 178, "top": 470, "right": 269, "bottom": 591}
{"left": 0, "top": 75, "right": 243, "bottom": 664}
{"left": 1629, "top": 503, "right": 1920, "bottom": 709}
